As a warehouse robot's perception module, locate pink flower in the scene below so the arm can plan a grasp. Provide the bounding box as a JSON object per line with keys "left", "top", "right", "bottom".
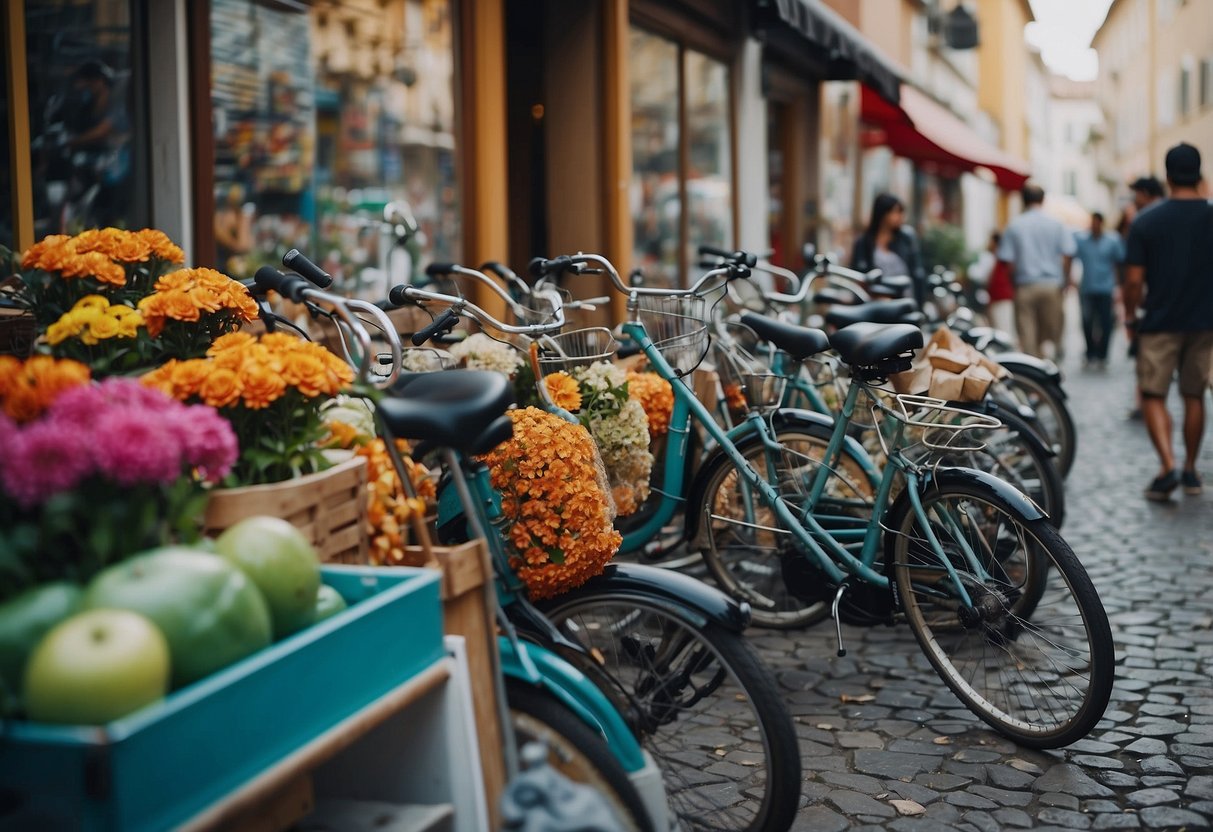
{"left": 89, "top": 406, "right": 184, "bottom": 486}
{"left": 172, "top": 405, "right": 239, "bottom": 482}
{"left": 46, "top": 382, "right": 107, "bottom": 431}
{"left": 0, "top": 420, "right": 95, "bottom": 508}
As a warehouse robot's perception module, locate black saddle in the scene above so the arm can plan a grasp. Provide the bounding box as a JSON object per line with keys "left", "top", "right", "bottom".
{"left": 829, "top": 322, "right": 924, "bottom": 377}
{"left": 826, "top": 298, "right": 920, "bottom": 330}
{"left": 869, "top": 274, "right": 913, "bottom": 292}
{"left": 813, "top": 287, "right": 860, "bottom": 306}
{"left": 379, "top": 370, "right": 515, "bottom": 454}
{"left": 739, "top": 314, "right": 830, "bottom": 361}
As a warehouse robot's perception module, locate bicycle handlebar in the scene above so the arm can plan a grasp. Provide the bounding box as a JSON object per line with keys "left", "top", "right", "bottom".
{"left": 283, "top": 248, "right": 333, "bottom": 289}
{"left": 411, "top": 308, "right": 461, "bottom": 346}
{"left": 529, "top": 252, "right": 745, "bottom": 299}
{"left": 389, "top": 280, "right": 568, "bottom": 336}
{"left": 254, "top": 265, "right": 402, "bottom": 389}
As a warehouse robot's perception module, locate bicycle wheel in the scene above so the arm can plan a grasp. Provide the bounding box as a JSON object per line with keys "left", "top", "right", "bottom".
{"left": 888, "top": 480, "right": 1114, "bottom": 748}
{"left": 1000, "top": 373, "right": 1076, "bottom": 479}
{"left": 541, "top": 595, "right": 801, "bottom": 832}
{"left": 695, "top": 423, "right": 876, "bottom": 628}
{"left": 506, "top": 679, "right": 654, "bottom": 832}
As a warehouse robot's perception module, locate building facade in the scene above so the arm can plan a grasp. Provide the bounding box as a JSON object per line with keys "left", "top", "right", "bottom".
{"left": 1093, "top": 0, "right": 1213, "bottom": 212}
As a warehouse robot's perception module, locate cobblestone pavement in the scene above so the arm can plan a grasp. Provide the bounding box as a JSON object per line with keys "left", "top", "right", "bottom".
{"left": 748, "top": 329, "right": 1213, "bottom": 831}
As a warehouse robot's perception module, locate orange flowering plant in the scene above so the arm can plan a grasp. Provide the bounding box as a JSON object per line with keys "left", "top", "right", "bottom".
{"left": 2, "top": 228, "right": 185, "bottom": 328}
{"left": 480, "top": 407, "right": 621, "bottom": 600}
{"left": 136, "top": 267, "right": 259, "bottom": 360}
{"left": 142, "top": 331, "right": 354, "bottom": 485}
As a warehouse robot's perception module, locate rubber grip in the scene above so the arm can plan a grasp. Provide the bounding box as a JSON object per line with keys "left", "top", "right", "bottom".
{"left": 282, "top": 249, "right": 333, "bottom": 288}
{"left": 425, "top": 262, "right": 458, "bottom": 277}
{"left": 411, "top": 309, "right": 459, "bottom": 346}
{"left": 254, "top": 266, "right": 311, "bottom": 301}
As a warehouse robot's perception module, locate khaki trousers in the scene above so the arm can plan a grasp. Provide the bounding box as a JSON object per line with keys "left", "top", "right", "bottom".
{"left": 1014, "top": 283, "right": 1064, "bottom": 359}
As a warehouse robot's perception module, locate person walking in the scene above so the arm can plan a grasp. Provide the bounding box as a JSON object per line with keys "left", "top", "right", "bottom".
{"left": 1123, "top": 176, "right": 1165, "bottom": 419}
{"left": 997, "top": 184, "right": 1077, "bottom": 359}
{"left": 1072, "top": 212, "right": 1124, "bottom": 368}
{"left": 851, "top": 193, "right": 926, "bottom": 307}
{"left": 969, "top": 231, "right": 1016, "bottom": 339}
{"left": 1123, "top": 143, "right": 1213, "bottom": 500}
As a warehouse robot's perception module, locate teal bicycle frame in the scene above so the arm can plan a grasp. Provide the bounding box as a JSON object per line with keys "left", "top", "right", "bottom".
{"left": 623, "top": 315, "right": 983, "bottom": 612}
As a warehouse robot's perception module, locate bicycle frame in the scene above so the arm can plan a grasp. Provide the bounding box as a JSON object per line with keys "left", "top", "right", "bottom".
{"left": 624, "top": 316, "right": 987, "bottom": 612}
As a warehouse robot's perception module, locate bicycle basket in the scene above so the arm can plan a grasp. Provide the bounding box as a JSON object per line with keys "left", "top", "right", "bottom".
{"left": 535, "top": 327, "right": 619, "bottom": 377}
{"left": 873, "top": 393, "right": 1003, "bottom": 454}
{"left": 635, "top": 294, "right": 708, "bottom": 377}
{"left": 713, "top": 340, "right": 785, "bottom": 411}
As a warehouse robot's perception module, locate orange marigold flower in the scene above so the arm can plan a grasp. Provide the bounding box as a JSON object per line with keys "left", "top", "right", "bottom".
{"left": 169, "top": 359, "right": 212, "bottom": 400}
{"left": 59, "top": 251, "right": 127, "bottom": 286}
{"left": 543, "top": 372, "right": 582, "bottom": 411}
{"left": 21, "top": 235, "right": 74, "bottom": 271}
{"left": 199, "top": 367, "right": 242, "bottom": 408}
{"left": 280, "top": 352, "right": 329, "bottom": 397}
{"left": 138, "top": 229, "right": 186, "bottom": 263}
{"left": 240, "top": 362, "right": 287, "bottom": 409}
{"left": 627, "top": 371, "right": 674, "bottom": 436}
{"left": 187, "top": 285, "right": 225, "bottom": 314}
{"left": 208, "top": 331, "right": 256, "bottom": 355}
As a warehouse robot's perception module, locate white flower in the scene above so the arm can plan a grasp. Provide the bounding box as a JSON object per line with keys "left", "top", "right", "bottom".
{"left": 448, "top": 333, "right": 522, "bottom": 376}
{"left": 587, "top": 398, "right": 650, "bottom": 452}
{"left": 573, "top": 361, "right": 627, "bottom": 394}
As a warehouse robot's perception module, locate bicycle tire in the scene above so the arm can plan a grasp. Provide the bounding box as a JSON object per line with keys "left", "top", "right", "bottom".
{"left": 506, "top": 679, "right": 654, "bottom": 832}
{"left": 694, "top": 423, "right": 876, "bottom": 629}
{"left": 887, "top": 480, "right": 1114, "bottom": 748}
{"left": 1000, "top": 372, "right": 1077, "bottom": 479}
{"left": 540, "top": 594, "right": 801, "bottom": 832}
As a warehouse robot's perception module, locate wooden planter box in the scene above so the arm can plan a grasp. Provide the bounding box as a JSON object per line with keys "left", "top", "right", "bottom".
{"left": 204, "top": 456, "right": 369, "bottom": 564}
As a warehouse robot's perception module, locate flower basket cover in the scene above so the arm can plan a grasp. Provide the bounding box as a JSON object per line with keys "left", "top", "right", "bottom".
{"left": 203, "top": 456, "right": 369, "bottom": 564}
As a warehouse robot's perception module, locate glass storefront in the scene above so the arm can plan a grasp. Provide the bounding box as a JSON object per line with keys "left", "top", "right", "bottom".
{"left": 630, "top": 26, "right": 732, "bottom": 288}
{"left": 1, "top": 43, "right": 12, "bottom": 250}
{"left": 24, "top": 0, "right": 147, "bottom": 238}
{"left": 210, "top": 0, "right": 460, "bottom": 299}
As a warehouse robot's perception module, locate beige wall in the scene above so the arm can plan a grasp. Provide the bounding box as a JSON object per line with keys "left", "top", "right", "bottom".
{"left": 976, "top": 0, "right": 1031, "bottom": 163}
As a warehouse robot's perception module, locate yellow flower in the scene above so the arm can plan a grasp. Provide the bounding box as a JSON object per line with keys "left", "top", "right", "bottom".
{"left": 543, "top": 372, "right": 582, "bottom": 411}
{"left": 88, "top": 314, "right": 121, "bottom": 341}
{"left": 45, "top": 320, "right": 72, "bottom": 346}
{"left": 72, "top": 295, "right": 110, "bottom": 312}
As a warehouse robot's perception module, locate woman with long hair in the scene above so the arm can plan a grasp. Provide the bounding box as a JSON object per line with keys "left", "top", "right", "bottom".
{"left": 850, "top": 193, "right": 926, "bottom": 305}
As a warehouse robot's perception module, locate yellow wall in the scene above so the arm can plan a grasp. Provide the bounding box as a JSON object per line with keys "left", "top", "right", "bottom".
{"left": 976, "top": 0, "right": 1030, "bottom": 163}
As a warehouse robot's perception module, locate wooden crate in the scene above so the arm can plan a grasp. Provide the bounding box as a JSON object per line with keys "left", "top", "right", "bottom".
{"left": 204, "top": 456, "right": 369, "bottom": 564}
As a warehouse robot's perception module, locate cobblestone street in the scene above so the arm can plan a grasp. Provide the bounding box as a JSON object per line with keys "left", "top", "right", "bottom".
{"left": 751, "top": 323, "right": 1213, "bottom": 831}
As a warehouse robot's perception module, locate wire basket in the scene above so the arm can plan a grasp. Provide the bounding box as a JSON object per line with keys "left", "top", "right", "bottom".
{"left": 872, "top": 393, "right": 1003, "bottom": 454}
{"left": 635, "top": 294, "right": 708, "bottom": 377}
{"left": 535, "top": 327, "right": 619, "bottom": 377}
{"left": 713, "top": 340, "right": 786, "bottom": 412}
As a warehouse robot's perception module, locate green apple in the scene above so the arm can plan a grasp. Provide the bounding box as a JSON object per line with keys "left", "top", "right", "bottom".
{"left": 313, "top": 584, "right": 348, "bottom": 622}
{"left": 214, "top": 517, "right": 321, "bottom": 639}
{"left": 24, "top": 609, "right": 169, "bottom": 725}
{"left": 0, "top": 582, "right": 83, "bottom": 708}
{"left": 83, "top": 547, "right": 272, "bottom": 687}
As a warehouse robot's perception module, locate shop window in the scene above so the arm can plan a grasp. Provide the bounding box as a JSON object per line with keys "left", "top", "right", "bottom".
{"left": 24, "top": 0, "right": 148, "bottom": 238}
{"left": 209, "top": 0, "right": 460, "bottom": 299}
{"left": 630, "top": 26, "right": 732, "bottom": 288}
{"left": 1, "top": 48, "right": 11, "bottom": 249}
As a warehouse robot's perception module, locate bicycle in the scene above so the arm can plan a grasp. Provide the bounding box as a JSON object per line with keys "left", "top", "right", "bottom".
{"left": 387, "top": 263, "right": 802, "bottom": 832}
{"left": 527, "top": 251, "right": 1114, "bottom": 750}
{"left": 251, "top": 262, "right": 663, "bottom": 831}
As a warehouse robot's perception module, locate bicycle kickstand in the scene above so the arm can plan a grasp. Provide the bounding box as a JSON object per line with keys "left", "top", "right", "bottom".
{"left": 831, "top": 583, "right": 849, "bottom": 657}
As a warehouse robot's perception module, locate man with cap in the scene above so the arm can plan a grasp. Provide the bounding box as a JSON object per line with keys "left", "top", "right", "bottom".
{"left": 1124, "top": 143, "right": 1213, "bottom": 500}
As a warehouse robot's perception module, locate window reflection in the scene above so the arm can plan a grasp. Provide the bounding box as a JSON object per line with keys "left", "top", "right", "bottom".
{"left": 25, "top": 0, "right": 144, "bottom": 237}
{"left": 684, "top": 50, "right": 731, "bottom": 276}
{"left": 210, "top": 0, "right": 460, "bottom": 299}
{"left": 630, "top": 29, "right": 679, "bottom": 288}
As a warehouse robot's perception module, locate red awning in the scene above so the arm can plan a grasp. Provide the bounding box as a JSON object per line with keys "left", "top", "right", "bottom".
{"left": 860, "top": 84, "right": 1031, "bottom": 192}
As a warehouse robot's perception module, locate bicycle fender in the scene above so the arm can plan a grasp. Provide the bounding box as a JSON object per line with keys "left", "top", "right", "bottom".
{"left": 994, "top": 353, "right": 1065, "bottom": 393}
{"left": 542, "top": 563, "right": 752, "bottom": 633}
{"left": 686, "top": 408, "right": 879, "bottom": 542}
{"left": 498, "top": 636, "right": 648, "bottom": 773}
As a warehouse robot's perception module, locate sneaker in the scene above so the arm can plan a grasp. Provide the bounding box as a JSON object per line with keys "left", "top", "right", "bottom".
{"left": 1146, "top": 470, "right": 1179, "bottom": 501}
{"left": 1182, "top": 469, "right": 1203, "bottom": 495}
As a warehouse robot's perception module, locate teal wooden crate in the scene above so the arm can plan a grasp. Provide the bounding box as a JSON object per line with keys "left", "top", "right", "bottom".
{"left": 0, "top": 565, "right": 443, "bottom": 831}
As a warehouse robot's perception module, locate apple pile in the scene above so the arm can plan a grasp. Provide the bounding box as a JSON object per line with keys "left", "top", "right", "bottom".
{"left": 0, "top": 516, "right": 348, "bottom": 725}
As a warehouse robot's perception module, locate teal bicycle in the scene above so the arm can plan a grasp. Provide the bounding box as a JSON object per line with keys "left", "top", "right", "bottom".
{"left": 530, "top": 251, "right": 1114, "bottom": 749}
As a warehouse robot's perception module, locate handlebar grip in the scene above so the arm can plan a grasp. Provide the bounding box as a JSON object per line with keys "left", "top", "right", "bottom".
{"left": 282, "top": 249, "right": 333, "bottom": 289}
{"left": 528, "top": 255, "right": 574, "bottom": 279}
{"left": 696, "top": 245, "right": 757, "bottom": 268}
{"left": 425, "top": 262, "right": 458, "bottom": 277}
{"left": 411, "top": 308, "right": 460, "bottom": 346}
{"left": 479, "top": 261, "right": 516, "bottom": 281}
{"left": 253, "top": 266, "right": 311, "bottom": 303}
{"left": 387, "top": 284, "right": 414, "bottom": 307}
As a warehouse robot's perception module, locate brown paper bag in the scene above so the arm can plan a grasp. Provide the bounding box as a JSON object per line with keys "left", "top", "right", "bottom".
{"left": 928, "top": 348, "right": 971, "bottom": 374}
{"left": 928, "top": 368, "right": 966, "bottom": 401}
{"left": 960, "top": 365, "right": 995, "bottom": 402}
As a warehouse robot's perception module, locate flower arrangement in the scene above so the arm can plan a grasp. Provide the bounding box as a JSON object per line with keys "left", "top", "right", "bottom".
{"left": 320, "top": 398, "right": 438, "bottom": 567}
{"left": 542, "top": 371, "right": 582, "bottom": 411}
{"left": 7, "top": 228, "right": 185, "bottom": 327}
{"left": 562, "top": 362, "right": 654, "bottom": 517}
{"left": 480, "top": 407, "right": 621, "bottom": 599}
{"left": 448, "top": 332, "right": 522, "bottom": 376}
{"left": 44, "top": 295, "right": 150, "bottom": 374}
{"left": 136, "top": 267, "right": 259, "bottom": 360}
{"left": 0, "top": 354, "right": 91, "bottom": 423}
{"left": 626, "top": 371, "right": 674, "bottom": 437}
{"left": 0, "top": 373, "right": 237, "bottom": 598}
{"left": 142, "top": 331, "right": 353, "bottom": 485}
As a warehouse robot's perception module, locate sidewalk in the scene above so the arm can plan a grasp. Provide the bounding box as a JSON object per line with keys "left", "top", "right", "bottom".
{"left": 751, "top": 309, "right": 1213, "bottom": 831}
